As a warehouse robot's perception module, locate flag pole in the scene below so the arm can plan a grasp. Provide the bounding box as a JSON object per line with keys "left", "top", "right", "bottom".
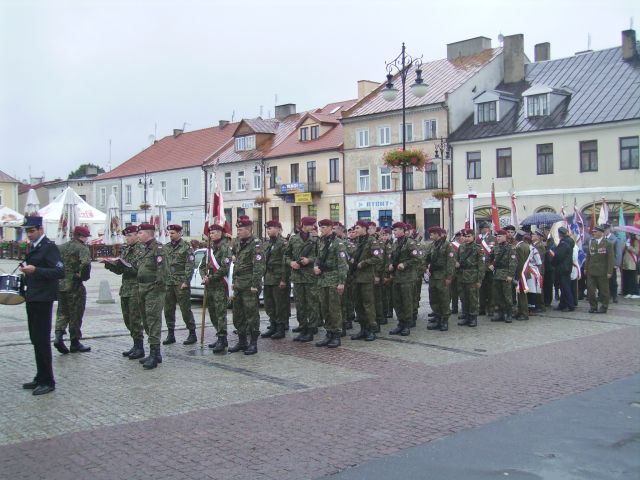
{"left": 200, "top": 173, "right": 215, "bottom": 348}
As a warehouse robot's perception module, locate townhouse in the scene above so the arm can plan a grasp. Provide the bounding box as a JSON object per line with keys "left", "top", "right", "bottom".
{"left": 0, "top": 170, "right": 21, "bottom": 240}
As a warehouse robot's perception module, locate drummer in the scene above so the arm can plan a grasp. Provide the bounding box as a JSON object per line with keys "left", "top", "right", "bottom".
{"left": 18, "top": 216, "right": 65, "bottom": 396}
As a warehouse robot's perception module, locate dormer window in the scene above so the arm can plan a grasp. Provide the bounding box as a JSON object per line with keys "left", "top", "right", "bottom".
{"left": 300, "top": 125, "right": 320, "bottom": 141}
{"left": 300, "top": 127, "right": 309, "bottom": 141}
{"left": 235, "top": 135, "right": 256, "bottom": 152}
{"left": 477, "top": 101, "right": 496, "bottom": 123}
{"left": 526, "top": 94, "right": 549, "bottom": 117}
{"left": 310, "top": 125, "right": 319, "bottom": 140}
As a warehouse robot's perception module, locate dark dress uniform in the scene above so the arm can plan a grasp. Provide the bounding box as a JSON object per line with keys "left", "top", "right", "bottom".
{"left": 262, "top": 234, "right": 289, "bottom": 339}
{"left": 586, "top": 235, "right": 614, "bottom": 313}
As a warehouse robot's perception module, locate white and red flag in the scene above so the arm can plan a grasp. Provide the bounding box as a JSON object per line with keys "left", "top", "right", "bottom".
{"left": 204, "top": 174, "right": 231, "bottom": 235}
{"left": 509, "top": 190, "right": 518, "bottom": 227}
{"left": 465, "top": 191, "right": 477, "bottom": 232}
{"left": 490, "top": 182, "right": 500, "bottom": 232}
{"left": 597, "top": 197, "right": 609, "bottom": 226}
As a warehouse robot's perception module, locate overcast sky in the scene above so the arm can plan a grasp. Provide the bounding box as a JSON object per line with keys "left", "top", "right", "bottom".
{"left": 1, "top": 0, "right": 638, "bottom": 184}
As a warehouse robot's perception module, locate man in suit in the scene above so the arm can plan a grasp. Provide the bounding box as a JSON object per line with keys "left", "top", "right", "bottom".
{"left": 19, "top": 216, "right": 65, "bottom": 396}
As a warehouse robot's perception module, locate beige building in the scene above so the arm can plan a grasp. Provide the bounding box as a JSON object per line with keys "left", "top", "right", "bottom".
{"left": 0, "top": 170, "right": 21, "bottom": 241}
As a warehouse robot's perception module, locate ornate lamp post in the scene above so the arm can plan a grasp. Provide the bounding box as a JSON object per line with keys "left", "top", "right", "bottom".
{"left": 382, "top": 43, "right": 428, "bottom": 223}
{"left": 138, "top": 170, "right": 153, "bottom": 223}
{"left": 433, "top": 137, "right": 452, "bottom": 227}
{"left": 254, "top": 160, "right": 270, "bottom": 238}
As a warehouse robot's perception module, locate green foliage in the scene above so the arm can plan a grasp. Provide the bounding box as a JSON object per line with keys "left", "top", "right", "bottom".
{"left": 68, "top": 163, "right": 105, "bottom": 179}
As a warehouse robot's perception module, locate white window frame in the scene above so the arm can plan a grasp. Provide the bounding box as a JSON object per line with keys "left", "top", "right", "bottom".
{"left": 378, "top": 126, "right": 391, "bottom": 146}
{"left": 253, "top": 170, "right": 261, "bottom": 190}
{"left": 358, "top": 168, "right": 370, "bottom": 192}
{"left": 237, "top": 171, "right": 246, "bottom": 191}
{"left": 356, "top": 128, "right": 369, "bottom": 148}
{"left": 526, "top": 94, "right": 549, "bottom": 117}
{"left": 160, "top": 180, "right": 167, "bottom": 202}
{"left": 181, "top": 178, "right": 189, "bottom": 199}
{"left": 423, "top": 119, "right": 437, "bottom": 140}
{"left": 300, "top": 127, "right": 309, "bottom": 141}
{"left": 399, "top": 122, "right": 414, "bottom": 143}
{"left": 125, "top": 184, "right": 132, "bottom": 205}
{"left": 235, "top": 135, "right": 256, "bottom": 152}
{"left": 379, "top": 166, "right": 391, "bottom": 191}
{"left": 224, "top": 172, "right": 232, "bottom": 192}
{"left": 99, "top": 187, "right": 106, "bottom": 206}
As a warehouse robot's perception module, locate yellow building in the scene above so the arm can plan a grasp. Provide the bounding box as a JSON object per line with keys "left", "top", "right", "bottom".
{"left": 0, "top": 170, "right": 21, "bottom": 241}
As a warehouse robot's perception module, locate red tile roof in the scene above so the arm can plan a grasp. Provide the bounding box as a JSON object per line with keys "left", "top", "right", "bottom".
{"left": 18, "top": 180, "right": 61, "bottom": 194}
{"left": 0, "top": 170, "right": 20, "bottom": 183}
{"left": 96, "top": 124, "right": 239, "bottom": 180}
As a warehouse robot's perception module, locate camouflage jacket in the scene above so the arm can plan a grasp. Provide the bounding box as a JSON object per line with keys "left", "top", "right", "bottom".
{"left": 164, "top": 238, "right": 194, "bottom": 285}
{"left": 104, "top": 242, "right": 144, "bottom": 297}
{"left": 425, "top": 239, "right": 455, "bottom": 280}
{"left": 514, "top": 241, "right": 531, "bottom": 280}
{"left": 232, "top": 236, "right": 266, "bottom": 290}
{"left": 387, "top": 236, "right": 420, "bottom": 284}
{"left": 350, "top": 234, "right": 383, "bottom": 284}
{"left": 135, "top": 238, "right": 168, "bottom": 287}
{"left": 488, "top": 242, "right": 517, "bottom": 280}
{"left": 455, "top": 242, "right": 485, "bottom": 284}
{"left": 284, "top": 233, "right": 318, "bottom": 284}
{"left": 58, "top": 238, "right": 91, "bottom": 292}
{"left": 200, "top": 239, "right": 232, "bottom": 284}
{"left": 315, "top": 233, "right": 348, "bottom": 287}
{"left": 264, "top": 235, "right": 289, "bottom": 286}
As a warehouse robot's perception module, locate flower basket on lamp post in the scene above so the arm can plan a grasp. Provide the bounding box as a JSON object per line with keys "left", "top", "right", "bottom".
{"left": 432, "top": 190, "right": 453, "bottom": 200}
{"left": 383, "top": 148, "right": 428, "bottom": 170}
{"left": 139, "top": 202, "right": 151, "bottom": 211}
{"left": 254, "top": 196, "right": 271, "bottom": 205}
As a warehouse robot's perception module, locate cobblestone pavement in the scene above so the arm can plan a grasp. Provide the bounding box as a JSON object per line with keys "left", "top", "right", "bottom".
{"left": 1, "top": 259, "right": 639, "bottom": 479}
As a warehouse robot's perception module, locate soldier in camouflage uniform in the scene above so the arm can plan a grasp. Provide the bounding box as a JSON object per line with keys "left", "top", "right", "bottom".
{"left": 228, "top": 217, "right": 265, "bottom": 354}
{"left": 314, "top": 219, "right": 348, "bottom": 348}
{"left": 350, "top": 220, "right": 383, "bottom": 341}
{"left": 513, "top": 231, "right": 532, "bottom": 320}
{"left": 425, "top": 226, "right": 455, "bottom": 331}
{"left": 285, "top": 216, "right": 319, "bottom": 342}
{"left": 411, "top": 226, "right": 425, "bottom": 326}
{"left": 53, "top": 226, "right": 92, "bottom": 354}
{"left": 135, "top": 223, "right": 168, "bottom": 369}
{"left": 261, "top": 220, "right": 289, "bottom": 340}
{"left": 200, "top": 224, "right": 232, "bottom": 353}
{"left": 101, "top": 225, "right": 145, "bottom": 359}
{"left": 477, "top": 222, "right": 496, "bottom": 315}
{"left": 163, "top": 224, "right": 197, "bottom": 345}
{"left": 387, "top": 222, "right": 420, "bottom": 336}
{"left": 340, "top": 227, "right": 357, "bottom": 334}
{"left": 449, "top": 230, "right": 462, "bottom": 314}
{"left": 456, "top": 229, "right": 484, "bottom": 327}
{"left": 488, "top": 229, "right": 517, "bottom": 323}
{"left": 380, "top": 228, "right": 394, "bottom": 321}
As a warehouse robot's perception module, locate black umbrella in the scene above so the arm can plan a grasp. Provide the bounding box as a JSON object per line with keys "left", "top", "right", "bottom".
{"left": 520, "top": 212, "right": 564, "bottom": 227}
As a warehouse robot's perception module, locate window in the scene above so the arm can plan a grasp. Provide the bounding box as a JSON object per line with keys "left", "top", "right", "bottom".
{"left": 358, "top": 169, "right": 370, "bottom": 192}
{"left": 125, "top": 184, "right": 132, "bottom": 204}
{"left": 99, "top": 187, "right": 106, "bottom": 206}
{"left": 400, "top": 123, "right": 414, "bottom": 143}
{"left": 268, "top": 166, "right": 277, "bottom": 188}
{"left": 620, "top": 136, "right": 639, "bottom": 169}
{"left": 290, "top": 163, "right": 299, "bottom": 183}
{"left": 307, "top": 161, "right": 316, "bottom": 185}
{"left": 380, "top": 167, "right": 391, "bottom": 191}
{"left": 270, "top": 206, "right": 279, "bottom": 220}
{"left": 253, "top": 170, "right": 261, "bottom": 190}
{"left": 181, "top": 178, "right": 189, "bottom": 198}
{"left": 0, "top": 188, "right": 4, "bottom": 205}
{"left": 496, "top": 148, "right": 512, "bottom": 178}
{"left": 357, "top": 128, "right": 369, "bottom": 148}
{"left": 111, "top": 185, "right": 118, "bottom": 197}
{"left": 477, "top": 102, "right": 496, "bottom": 123}
{"left": 527, "top": 94, "right": 549, "bottom": 117}
{"left": 423, "top": 119, "right": 437, "bottom": 140}
{"left": 404, "top": 169, "right": 414, "bottom": 191}
{"left": 224, "top": 172, "right": 232, "bottom": 192}
{"left": 467, "top": 152, "right": 481, "bottom": 179}
{"left": 378, "top": 126, "right": 391, "bottom": 145}
{"left": 580, "top": 140, "right": 598, "bottom": 172}
{"left": 235, "top": 135, "right": 256, "bottom": 151}
{"left": 237, "top": 171, "right": 245, "bottom": 191}
{"left": 299, "top": 127, "right": 309, "bottom": 141}
{"left": 224, "top": 208, "right": 232, "bottom": 228}
{"left": 160, "top": 181, "right": 167, "bottom": 202}
{"left": 425, "top": 162, "right": 438, "bottom": 189}
{"left": 537, "top": 143, "right": 554, "bottom": 175}
{"left": 357, "top": 210, "right": 371, "bottom": 222}
{"left": 180, "top": 221, "right": 190, "bottom": 237}
{"left": 330, "top": 203, "right": 340, "bottom": 222}
{"left": 237, "top": 207, "right": 246, "bottom": 219}
{"left": 329, "top": 158, "right": 340, "bottom": 182}
{"left": 310, "top": 125, "right": 319, "bottom": 140}
{"left": 308, "top": 204, "right": 317, "bottom": 217}
{"left": 292, "top": 206, "right": 301, "bottom": 228}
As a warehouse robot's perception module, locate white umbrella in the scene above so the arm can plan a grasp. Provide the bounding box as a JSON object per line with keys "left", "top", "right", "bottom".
{"left": 103, "top": 193, "right": 122, "bottom": 245}
{"left": 154, "top": 190, "right": 168, "bottom": 244}
{"left": 0, "top": 205, "right": 24, "bottom": 227}
{"left": 25, "top": 189, "right": 40, "bottom": 216}
{"left": 56, "top": 187, "right": 79, "bottom": 244}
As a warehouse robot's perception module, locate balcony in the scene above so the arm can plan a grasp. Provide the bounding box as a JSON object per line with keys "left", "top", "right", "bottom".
{"left": 274, "top": 181, "right": 323, "bottom": 197}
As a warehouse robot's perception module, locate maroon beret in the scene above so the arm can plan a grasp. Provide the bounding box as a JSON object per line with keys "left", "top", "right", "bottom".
{"left": 318, "top": 219, "right": 333, "bottom": 227}
{"left": 463, "top": 228, "right": 475, "bottom": 236}
{"left": 382, "top": 228, "right": 391, "bottom": 234}
{"left": 208, "top": 224, "right": 224, "bottom": 232}
{"left": 122, "top": 225, "right": 138, "bottom": 235}
{"left": 138, "top": 223, "right": 155, "bottom": 232}
{"left": 238, "top": 215, "right": 250, "bottom": 221}
{"left": 333, "top": 221, "right": 344, "bottom": 228}
{"left": 300, "top": 216, "right": 316, "bottom": 226}
{"left": 265, "top": 220, "right": 282, "bottom": 229}
{"left": 74, "top": 226, "right": 90, "bottom": 237}
{"left": 355, "top": 220, "right": 369, "bottom": 228}
{"left": 504, "top": 225, "right": 516, "bottom": 231}
{"left": 368, "top": 221, "right": 377, "bottom": 227}
{"left": 167, "top": 224, "right": 182, "bottom": 232}
{"left": 427, "top": 226, "right": 442, "bottom": 234}
{"left": 496, "top": 229, "right": 508, "bottom": 235}
{"left": 392, "top": 221, "right": 406, "bottom": 230}
{"left": 523, "top": 233, "right": 532, "bottom": 241}
{"left": 236, "top": 218, "right": 252, "bottom": 227}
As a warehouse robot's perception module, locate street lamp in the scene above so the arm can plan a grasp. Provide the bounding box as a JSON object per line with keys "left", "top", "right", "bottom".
{"left": 138, "top": 169, "right": 153, "bottom": 223}
{"left": 383, "top": 42, "right": 428, "bottom": 223}
{"left": 434, "top": 137, "right": 452, "bottom": 228}
{"left": 254, "top": 160, "right": 269, "bottom": 239}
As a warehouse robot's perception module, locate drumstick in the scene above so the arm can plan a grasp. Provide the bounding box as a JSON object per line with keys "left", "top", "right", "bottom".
{"left": 10, "top": 262, "right": 25, "bottom": 275}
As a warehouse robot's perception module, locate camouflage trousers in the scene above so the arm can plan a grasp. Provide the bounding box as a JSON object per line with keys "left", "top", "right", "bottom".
{"left": 318, "top": 285, "right": 343, "bottom": 333}
{"left": 353, "top": 282, "right": 376, "bottom": 329}
{"left": 121, "top": 292, "right": 143, "bottom": 341}
{"left": 459, "top": 281, "right": 479, "bottom": 316}
{"left": 139, "top": 282, "right": 165, "bottom": 346}
{"left": 374, "top": 283, "right": 384, "bottom": 323}
{"left": 232, "top": 286, "right": 260, "bottom": 337}
{"left": 293, "top": 282, "right": 318, "bottom": 329}
{"left": 493, "top": 279, "right": 513, "bottom": 316}
{"left": 263, "top": 284, "right": 289, "bottom": 327}
{"left": 479, "top": 270, "right": 494, "bottom": 314}
{"left": 382, "top": 281, "right": 393, "bottom": 317}
{"left": 164, "top": 284, "right": 195, "bottom": 331}
{"left": 392, "top": 281, "right": 414, "bottom": 325}
{"left": 342, "top": 280, "right": 355, "bottom": 324}
{"left": 414, "top": 276, "right": 423, "bottom": 317}
{"left": 55, "top": 284, "right": 86, "bottom": 340}
{"left": 428, "top": 278, "right": 451, "bottom": 319}
{"left": 205, "top": 284, "right": 228, "bottom": 336}
{"left": 450, "top": 275, "right": 459, "bottom": 311}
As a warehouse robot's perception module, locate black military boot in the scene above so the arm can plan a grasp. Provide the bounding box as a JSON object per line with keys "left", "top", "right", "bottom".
{"left": 364, "top": 328, "right": 376, "bottom": 341}
{"left": 315, "top": 332, "right": 333, "bottom": 347}
{"left": 70, "top": 339, "right": 91, "bottom": 352}
{"left": 439, "top": 318, "right": 449, "bottom": 332}
{"left": 138, "top": 345, "right": 162, "bottom": 364}
{"left": 210, "top": 335, "right": 228, "bottom": 353}
{"left": 162, "top": 329, "right": 176, "bottom": 345}
{"left": 467, "top": 315, "right": 477, "bottom": 327}
{"left": 53, "top": 331, "right": 69, "bottom": 355}
{"left": 122, "top": 342, "right": 135, "bottom": 357}
{"left": 379, "top": 317, "right": 388, "bottom": 325}
{"left": 296, "top": 328, "right": 314, "bottom": 342}
{"left": 228, "top": 335, "right": 248, "bottom": 353}
{"left": 409, "top": 312, "right": 417, "bottom": 328}
{"left": 426, "top": 317, "right": 440, "bottom": 330}
{"left": 340, "top": 325, "right": 347, "bottom": 337}
{"left": 400, "top": 324, "right": 410, "bottom": 336}
{"left": 183, "top": 330, "right": 197, "bottom": 345}
{"left": 128, "top": 338, "right": 145, "bottom": 360}
{"left": 270, "top": 325, "right": 286, "bottom": 340}
{"left": 142, "top": 345, "right": 160, "bottom": 370}
{"left": 457, "top": 314, "right": 470, "bottom": 326}
{"left": 327, "top": 332, "right": 341, "bottom": 348}
{"left": 490, "top": 312, "right": 504, "bottom": 322}
{"left": 261, "top": 322, "right": 276, "bottom": 338}
{"left": 350, "top": 325, "right": 367, "bottom": 340}
{"left": 244, "top": 334, "right": 258, "bottom": 355}
{"left": 372, "top": 323, "right": 381, "bottom": 333}
{"left": 292, "top": 325, "right": 303, "bottom": 333}
{"left": 389, "top": 323, "right": 404, "bottom": 335}
{"left": 504, "top": 314, "right": 513, "bottom": 323}
{"left": 428, "top": 312, "right": 437, "bottom": 318}
{"left": 344, "top": 319, "right": 353, "bottom": 330}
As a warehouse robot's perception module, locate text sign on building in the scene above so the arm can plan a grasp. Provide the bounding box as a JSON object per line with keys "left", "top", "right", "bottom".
{"left": 295, "top": 192, "right": 312, "bottom": 203}
{"left": 355, "top": 200, "right": 395, "bottom": 209}
{"left": 280, "top": 182, "right": 306, "bottom": 194}
{"left": 241, "top": 201, "right": 258, "bottom": 209}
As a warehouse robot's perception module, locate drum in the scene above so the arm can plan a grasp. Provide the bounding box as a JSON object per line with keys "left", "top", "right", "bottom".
{"left": 0, "top": 274, "right": 25, "bottom": 305}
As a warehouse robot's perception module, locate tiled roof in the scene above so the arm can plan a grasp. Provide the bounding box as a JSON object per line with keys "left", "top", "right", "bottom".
{"left": 343, "top": 49, "right": 502, "bottom": 119}
{"left": 96, "top": 124, "right": 238, "bottom": 180}
{"left": 18, "top": 180, "right": 61, "bottom": 194}
{"left": 235, "top": 118, "right": 280, "bottom": 135}
{"left": 450, "top": 45, "right": 640, "bottom": 142}
{"left": 0, "top": 170, "right": 20, "bottom": 183}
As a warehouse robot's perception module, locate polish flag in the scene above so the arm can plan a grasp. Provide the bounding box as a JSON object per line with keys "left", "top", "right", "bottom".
{"left": 465, "top": 192, "right": 477, "bottom": 232}
{"left": 204, "top": 175, "right": 231, "bottom": 235}
{"left": 597, "top": 198, "right": 609, "bottom": 226}
{"left": 509, "top": 190, "right": 518, "bottom": 227}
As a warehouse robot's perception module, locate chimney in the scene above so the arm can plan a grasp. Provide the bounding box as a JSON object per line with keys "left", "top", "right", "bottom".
{"left": 534, "top": 42, "right": 550, "bottom": 62}
{"left": 503, "top": 34, "right": 525, "bottom": 84}
{"left": 622, "top": 29, "right": 637, "bottom": 60}
{"left": 357, "top": 80, "right": 379, "bottom": 100}
{"left": 446, "top": 36, "right": 492, "bottom": 60}
{"left": 173, "top": 128, "right": 183, "bottom": 138}
{"left": 218, "top": 120, "right": 229, "bottom": 129}
{"left": 86, "top": 165, "right": 98, "bottom": 176}
{"left": 275, "top": 103, "right": 296, "bottom": 120}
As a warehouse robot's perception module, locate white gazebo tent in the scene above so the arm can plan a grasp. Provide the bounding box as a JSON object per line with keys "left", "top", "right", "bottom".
{"left": 38, "top": 187, "right": 106, "bottom": 242}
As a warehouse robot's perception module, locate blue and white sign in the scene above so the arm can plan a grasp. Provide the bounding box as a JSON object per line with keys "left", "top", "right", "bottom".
{"left": 280, "top": 182, "right": 305, "bottom": 194}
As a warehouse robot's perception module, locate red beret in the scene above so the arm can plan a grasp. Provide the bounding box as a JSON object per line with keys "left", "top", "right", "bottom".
{"left": 167, "top": 224, "right": 182, "bottom": 232}
{"left": 463, "top": 229, "right": 475, "bottom": 236}
{"left": 208, "top": 224, "right": 224, "bottom": 232}
{"left": 239, "top": 215, "right": 250, "bottom": 221}
{"left": 236, "top": 218, "right": 252, "bottom": 227}
{"left": 333, "top": 221, "right": 344, "bottom": 228}
{"left": 392, "top": 222, "right": 406, "bottom": 230}
{"left": 122, "top": 225, "right": 138, "bottom": 235}
{"left": 318, "top": 219, "right": 333, "bottom": 227}
{"left": 74, "top": 226, "right": 90, "bottom": 237}
{"left": 496, "top": 229, "right": 508, "bottom": 235}
{"left": 368, "top": 221, "right": 377, "bottom": 227}
{"left": 382, "top": 228, "right": 391, "bottom": 234}
{"left": 265, "top": 220, "right": 282, "bottom": 229}
{"left": 138, "top": 223, "right": 155, "bottom": 232}
{"left": 427, "top": 226, "right": 442, "bottom": 234}
{"left": 355, "top": 220, "right": 369, "bottom": 228}
{"left": 300, "top": 216, "right": 316, "bottom": 226}
{"left": 523, "top": 233, "right": 532, "bottom": 241}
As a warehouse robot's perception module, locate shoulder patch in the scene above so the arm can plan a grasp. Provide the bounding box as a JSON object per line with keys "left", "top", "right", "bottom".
{"left": 188, "top": 255, "right": 194, "bottom": 261}
{"left": 412, "top": 249, "right": 418, "bottom": 256}
{"left": 157, "top": 256, "right": 163, "bottom": 263}
{"left": 224, "top": 257, "right": 231, "bottom": 264}
{"left": 157, "top": 244, "right": 163, "bottom": 249}
{"left": 56, "top": 261, "right": 64, "bottom": 268}
{"left": 255, "top": 254, "right": 263, "bottom": 261}
{"left": 448, "top": 252, "right": 454, "bottom": 257}
{"left": 511, "top": 254, "right": 516, "bottom": 259}
{"left": 339, "top": 251, "right": 346, "bottom": 258}
{"left": 373, "top": 249, "right": 380, "bottom": 256}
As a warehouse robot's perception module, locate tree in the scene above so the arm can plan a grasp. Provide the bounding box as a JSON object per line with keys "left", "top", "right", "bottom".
{"left": 68, "top": 163, "right": 105, "bottom": 179}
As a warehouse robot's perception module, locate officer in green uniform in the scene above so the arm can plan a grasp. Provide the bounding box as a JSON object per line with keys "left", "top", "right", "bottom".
{"left": 135, "top": 223, "right": 168, "bottom": 369}
{"left": 488, "top": 229, "right": 517, "bottom": 323}
{"left": 585, "top": 225, "right": 615, "bottom": 313}
{"left": 284, "top": 216, "right": 319, "bottom": 342}
{"left": 163, "top": 224, "right": 197, "bottom": 345}
{"left": 387, "top": 222, "right": 420, "bottom": 336}
{"left": 456, "top": 229, "right": 484, "bottom": 327}
{"left": 261, "top": 220, "right": 289, "bottom": 340}
{"left": 350, "top": 220, "right": 383, "bottom": 341}
{"left": 314, "top": 219, "right": 348, "bottom": 348}
{"left": 54, "top": 225, "right": 92, "bottom": 354}
{"left": 477, "top": 222, "right": 496, "bottom": 315}
{"left": 380, "top": 228, "right": 394, "bottom": 321}
{"left": 425, "top": 226, "right": 455, "bottom": 331}
{"left": 200, "top": 224, "right": 232, "bottom": 353}
{"left": 450, "top": 230, "right": 462, "bottom": 314}
{"left": 101, "top": 225, "right": 145, "bottom": 359}
{"left": 514, "top": 230, "right": 531, "bottom": 320}
{"left": 369, "top": 222, "right": 386, "bottom": 331}
{"left": 229, "top": 216, "right": 265, "bottom": 354}
{"left": 340, "top": 227, "right": 357, "bottom": 333}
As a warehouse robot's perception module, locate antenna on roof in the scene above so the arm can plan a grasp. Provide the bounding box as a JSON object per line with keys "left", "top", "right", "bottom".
{"left": 498, "top": 33, "right": 504, "bottom": 46}
{"left": 154, "top": 122, "right": 157, "bottom": 139}
{"left": 182, "top": 122, "right": 190, "bottom": 131}
{"left": 231, "top": 110, "right": 235, "bottom": 122}
{"left": 260, "top": 105, "right": 263, "bottom": 117}
{"left": 587, "top": 33, "right": 591, "bottom": 50}
{"left": 148, "top": 134, "right": 155, "bottom": 145}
